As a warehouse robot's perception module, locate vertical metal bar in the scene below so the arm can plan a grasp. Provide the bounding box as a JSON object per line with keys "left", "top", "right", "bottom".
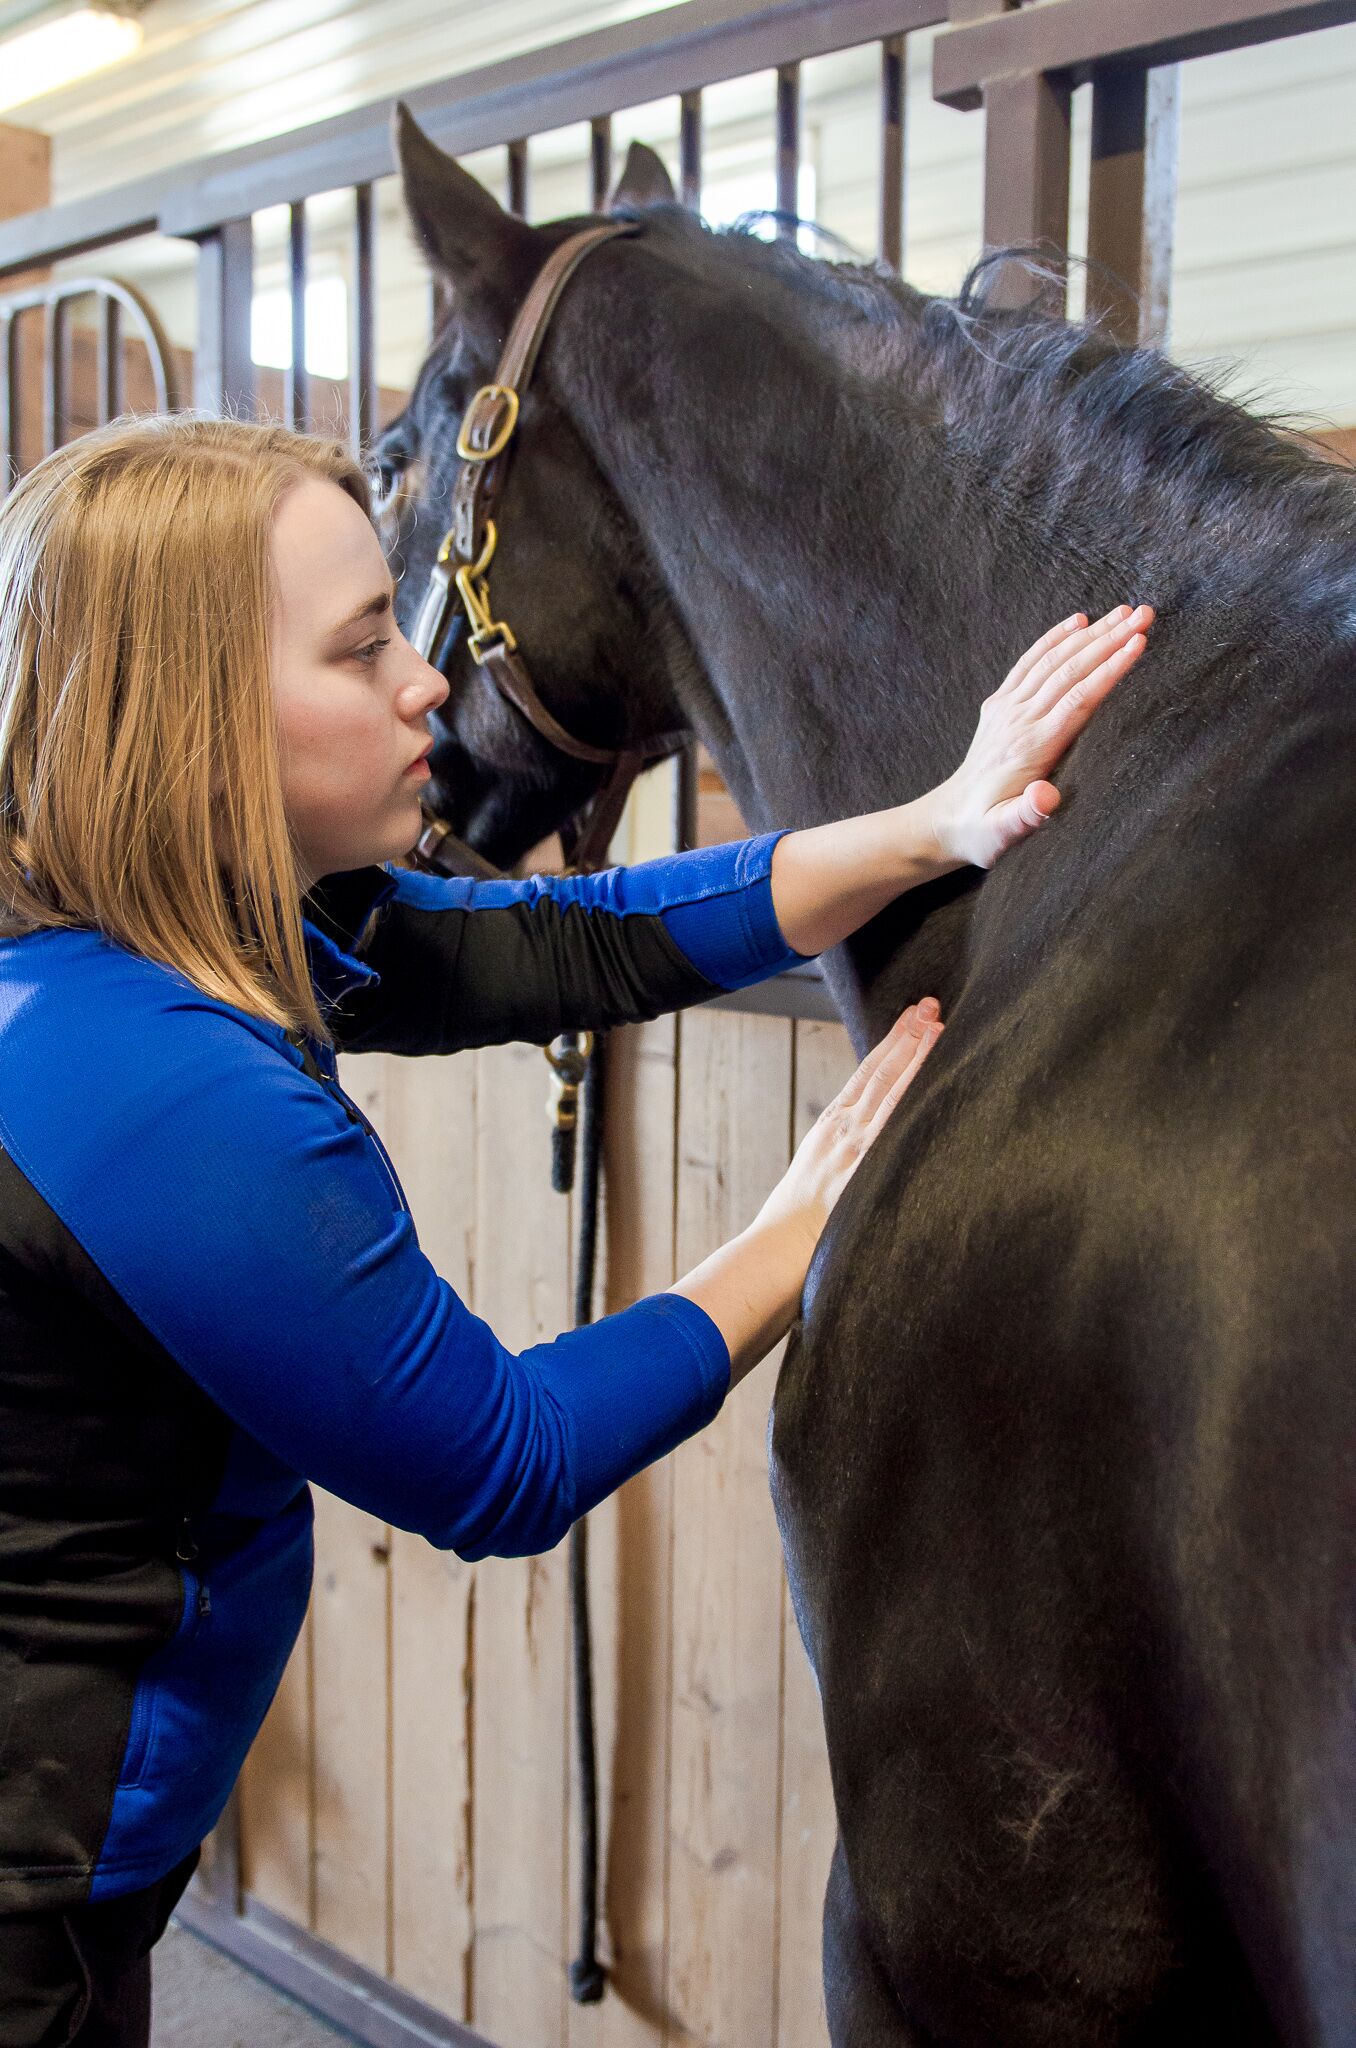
{"left": 980, "top": 70, "right": 1072, "bottom": 313}
{"left": 43, "top": 292, "right": 67, "bottom": 455}
{"left": 96, "top": 291, "right": 123, "bottom": 424}
{"left": 287, "top": 200, "right": 309, "bottom": 432}
{"left": 350, "top": 181, "right": 376, "bottom": 457}
{"left": 507, "top": 139, "right": 529, "bottom": 218}
{"left": 194, "top": 218, "right": 256, "bottom": 418}
{"left": 880, "top": 35, "right": 908, "bottom": 270}
{"left": 679, "top": 90, "right": 702, "bottom": 211}
{"left": 776, "top": 63, "right": 800, "bottom": 241}
{"left": 1, "top": 311, "right": 14, "bottom": 484}
{"left": 590, "top": 115, "right": 613, "bottom": 214}
{"left": 672, "top": 747, "right": 699, "bottom": 853}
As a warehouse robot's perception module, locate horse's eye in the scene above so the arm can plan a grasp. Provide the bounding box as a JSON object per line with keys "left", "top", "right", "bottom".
{"left": 369, "top": 446, "right": 409, "bottom": 521}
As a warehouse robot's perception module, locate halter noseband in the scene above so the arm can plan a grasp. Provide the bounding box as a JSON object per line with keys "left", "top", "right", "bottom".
{"left": 407, "top": 217, "right": 682, "bottom": 879}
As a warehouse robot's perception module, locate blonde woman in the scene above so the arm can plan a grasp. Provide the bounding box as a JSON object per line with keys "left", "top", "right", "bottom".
{"left": 0, "top": 414, "right": 1148, "bottom": 2045}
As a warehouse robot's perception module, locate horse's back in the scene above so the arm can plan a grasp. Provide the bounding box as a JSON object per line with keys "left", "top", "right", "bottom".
{"left": 772, "top": 657, "right": 1356, "bottom": 2045}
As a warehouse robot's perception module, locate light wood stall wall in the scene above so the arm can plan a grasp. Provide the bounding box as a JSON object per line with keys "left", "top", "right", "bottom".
{"left": 238, "top": 1008, "right": 856, "bottom": 2048}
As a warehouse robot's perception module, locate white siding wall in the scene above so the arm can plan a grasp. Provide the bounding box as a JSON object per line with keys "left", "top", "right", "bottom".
{"left": 15, "top": 5, "right": 1354, "bottom": 422}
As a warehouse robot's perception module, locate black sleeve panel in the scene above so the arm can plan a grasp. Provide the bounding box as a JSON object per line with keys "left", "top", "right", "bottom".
{"left": 326, "top": 896, "right": 722, "bottom": 1056}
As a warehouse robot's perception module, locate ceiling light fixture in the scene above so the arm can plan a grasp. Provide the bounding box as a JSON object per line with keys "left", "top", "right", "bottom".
{"left": 0, "top": 0, "right": 144, "bottom": 115}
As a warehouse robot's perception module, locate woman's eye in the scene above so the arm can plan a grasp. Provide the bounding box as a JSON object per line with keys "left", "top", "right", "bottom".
{"left": 353, "top": 636, "right": 391, "bottom": 665}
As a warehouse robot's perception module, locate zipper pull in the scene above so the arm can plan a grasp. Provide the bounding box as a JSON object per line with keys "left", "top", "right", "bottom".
{"left": 197, "top": 1583, "right": 212, "bottom": 1619}
{"left": 175, "top": 1517, "right": 199, "bottom": 1564}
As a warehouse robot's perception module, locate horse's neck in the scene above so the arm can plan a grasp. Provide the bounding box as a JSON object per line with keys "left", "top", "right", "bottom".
{"left": 563, "top": 297, "right": 1071, "bottom": 1040}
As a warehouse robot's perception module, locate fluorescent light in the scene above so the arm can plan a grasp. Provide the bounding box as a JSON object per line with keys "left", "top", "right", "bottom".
{"left": 0, "top": 6, "right": 142, "bottom": 113}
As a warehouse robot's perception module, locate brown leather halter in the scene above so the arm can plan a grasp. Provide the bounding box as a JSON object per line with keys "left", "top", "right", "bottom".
{"left": 407, "top": 217, "right": 684, "bottom": 880}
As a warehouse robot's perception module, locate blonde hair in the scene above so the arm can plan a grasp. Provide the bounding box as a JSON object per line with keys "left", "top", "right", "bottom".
{"left": 0, "top": 412, "right": 376, "bottom": 1044}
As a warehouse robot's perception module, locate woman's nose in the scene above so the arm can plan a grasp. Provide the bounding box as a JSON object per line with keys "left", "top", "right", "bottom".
{"left": 421, "top": 659, "right": 451, "bottom": 713}
{"left": 398, "top": 649, "right": 450, "bottom": 717}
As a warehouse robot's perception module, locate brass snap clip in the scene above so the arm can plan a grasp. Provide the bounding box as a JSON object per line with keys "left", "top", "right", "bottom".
{"left": 445, "top": 519, "right": 519, "bottom": 661}
{"left": 544, "top": 1031, "right": 594, "bottom": 1132}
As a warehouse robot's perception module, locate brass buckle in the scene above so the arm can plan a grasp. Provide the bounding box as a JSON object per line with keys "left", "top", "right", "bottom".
{"left": 456, "top": 384, "right": 520, "bottom": 463}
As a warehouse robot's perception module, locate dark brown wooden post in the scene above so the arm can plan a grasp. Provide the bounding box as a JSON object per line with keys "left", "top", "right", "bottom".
{"left": 880, "top": 33, "right": 907, "bottom": 269}
{"left": 194, "top": 216, "right": 256, "bottom": 419}
{"left": 350, "top": 181, "right": 375, "bottom": 456}
{"left": 590, "top": 115, "right": 613, "bottom": 213}
{"left": 776, "top": 64, "right": 800, "bottom": 239}
{"left": 981, "top": 68, "right": 1072, "bottom": 312}
{"left": 287, "top": 200, "right": 309, "bottom": 432}
{"left": 1087, "top": 62, "right": 1179, "bottom": 347}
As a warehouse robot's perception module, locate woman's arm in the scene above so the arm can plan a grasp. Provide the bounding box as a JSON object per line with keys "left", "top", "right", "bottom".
{"left": 314, "top": 830, "right": 806, "bottom": 1057}
{"left": 768, "top": 605, "right": 1152, "bottom": 955}
{"left": 0, "top": 935, "right": 942, "bottom": 1562}
{"left": 311, "top": 605, "right": 1149, "bottom": 1056}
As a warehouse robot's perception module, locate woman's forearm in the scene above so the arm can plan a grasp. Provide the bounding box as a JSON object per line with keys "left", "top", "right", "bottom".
{"left": 768, "top": 793, "right": 960, "bottom": 959}
{"left": 668, "top": 1215, "right": 815, "bottom": 1389}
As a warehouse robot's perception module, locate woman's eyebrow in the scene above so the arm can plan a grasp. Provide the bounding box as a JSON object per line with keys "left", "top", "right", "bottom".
{"left": 326, "top": 580, "right": 396, "bottom": 639}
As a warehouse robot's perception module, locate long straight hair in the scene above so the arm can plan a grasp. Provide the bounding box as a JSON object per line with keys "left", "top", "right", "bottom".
{"left": 0, "top": 413, "right": 377, "bottom": 1043}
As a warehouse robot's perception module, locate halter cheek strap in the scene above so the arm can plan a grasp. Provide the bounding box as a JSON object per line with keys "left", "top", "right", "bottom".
{"left": 407, "top": 217, "right": 684, "bottom": 880}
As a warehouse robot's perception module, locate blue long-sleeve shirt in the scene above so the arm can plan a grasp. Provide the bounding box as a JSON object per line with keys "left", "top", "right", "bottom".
{"left": 0, "top": 832, "right": 809, "bottom": 1907}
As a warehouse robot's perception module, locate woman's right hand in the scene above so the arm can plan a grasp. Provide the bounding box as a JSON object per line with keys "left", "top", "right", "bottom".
{"left": 754, "top": 998, "right": 944, "bottom": 1260}
{"left": 669, "top": 999, "right": 944, "bottom": 1386}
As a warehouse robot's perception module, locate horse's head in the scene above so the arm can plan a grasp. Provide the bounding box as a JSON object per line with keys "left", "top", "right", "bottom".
{"left": 375, "top": 107, "right": 694, "bottom": 869}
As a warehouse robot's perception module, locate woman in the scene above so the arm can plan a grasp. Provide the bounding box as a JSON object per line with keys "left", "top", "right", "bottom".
{"left": 0, "top": 413, "right": 1150, "bottom": 2046}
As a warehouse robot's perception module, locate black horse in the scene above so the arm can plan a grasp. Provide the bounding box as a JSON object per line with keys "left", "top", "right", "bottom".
{"left": 374, "top": 107, "right": 1356, "bottom": 2048}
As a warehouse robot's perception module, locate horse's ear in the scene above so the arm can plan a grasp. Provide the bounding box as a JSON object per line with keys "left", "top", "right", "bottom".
{"left": 608, "top": 141, "right": 676, "bottom": 211}
{"left": 392, "top": 102, "right": 540, "bottom": 282}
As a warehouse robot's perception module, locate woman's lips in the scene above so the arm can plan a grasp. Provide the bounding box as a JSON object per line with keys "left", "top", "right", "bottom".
{"left": 403, "top": 756, "right": 432, "bottom": 778}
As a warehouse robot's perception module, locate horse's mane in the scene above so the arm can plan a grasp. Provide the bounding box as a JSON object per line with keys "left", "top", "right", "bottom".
{"left": 694, "top": 215, "right": 1356, "bottom": 634}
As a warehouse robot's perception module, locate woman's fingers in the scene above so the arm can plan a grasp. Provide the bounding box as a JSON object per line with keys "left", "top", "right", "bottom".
{"left": 854, "top": 1008, "right": 934, "bottom": 1123}
{"left": 998, "top": 612, "right": 1088, "bottom": 697}
{"left": 836, "top": 998, "right": 937, "bottom": 1112}
{"left": 864, "top": 1020, "right": 943, "bottom": 1141}
{"left": 1025, "top": 604, "right": 1153, "bottom": 721}
{"left": 841, "top": 1000, "right": 943, "bottom": 1131}
{"left": 1034, "top": 624, "right": 1150, "bottom": 747}
{"left": 1000, "top": 605, "right": 1131, "bottom": 702}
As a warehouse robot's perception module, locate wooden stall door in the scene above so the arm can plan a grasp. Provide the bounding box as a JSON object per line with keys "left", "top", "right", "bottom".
{"left": 237, "top": 1009, "right": 855, "bottom": 2048}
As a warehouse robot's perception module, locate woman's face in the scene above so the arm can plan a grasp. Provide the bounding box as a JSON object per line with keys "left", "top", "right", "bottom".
{"left": 270, "top": 475, "right": 449, "bottom": 891}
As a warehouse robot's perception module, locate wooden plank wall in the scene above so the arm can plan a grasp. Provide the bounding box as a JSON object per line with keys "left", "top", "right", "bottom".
{"left": 238, "top": 1008, "right": 856, "bottom": 2048}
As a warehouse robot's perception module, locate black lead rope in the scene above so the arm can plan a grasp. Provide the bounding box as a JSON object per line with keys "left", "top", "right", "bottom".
{"left": 412, "top": 809, "right": 608, "bottom": 2001}
{"left": 565, "top": 1032, "right": 606, "bottom": 2002}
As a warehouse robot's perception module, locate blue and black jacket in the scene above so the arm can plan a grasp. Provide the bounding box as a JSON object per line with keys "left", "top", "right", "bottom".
{"left": 0, "top": 833, "right": 807, "bottom": 1912}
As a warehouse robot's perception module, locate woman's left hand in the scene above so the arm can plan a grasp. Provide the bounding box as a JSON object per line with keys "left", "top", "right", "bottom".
{"left": 933, "top": 603, "right": 1154, "bottom": 871}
